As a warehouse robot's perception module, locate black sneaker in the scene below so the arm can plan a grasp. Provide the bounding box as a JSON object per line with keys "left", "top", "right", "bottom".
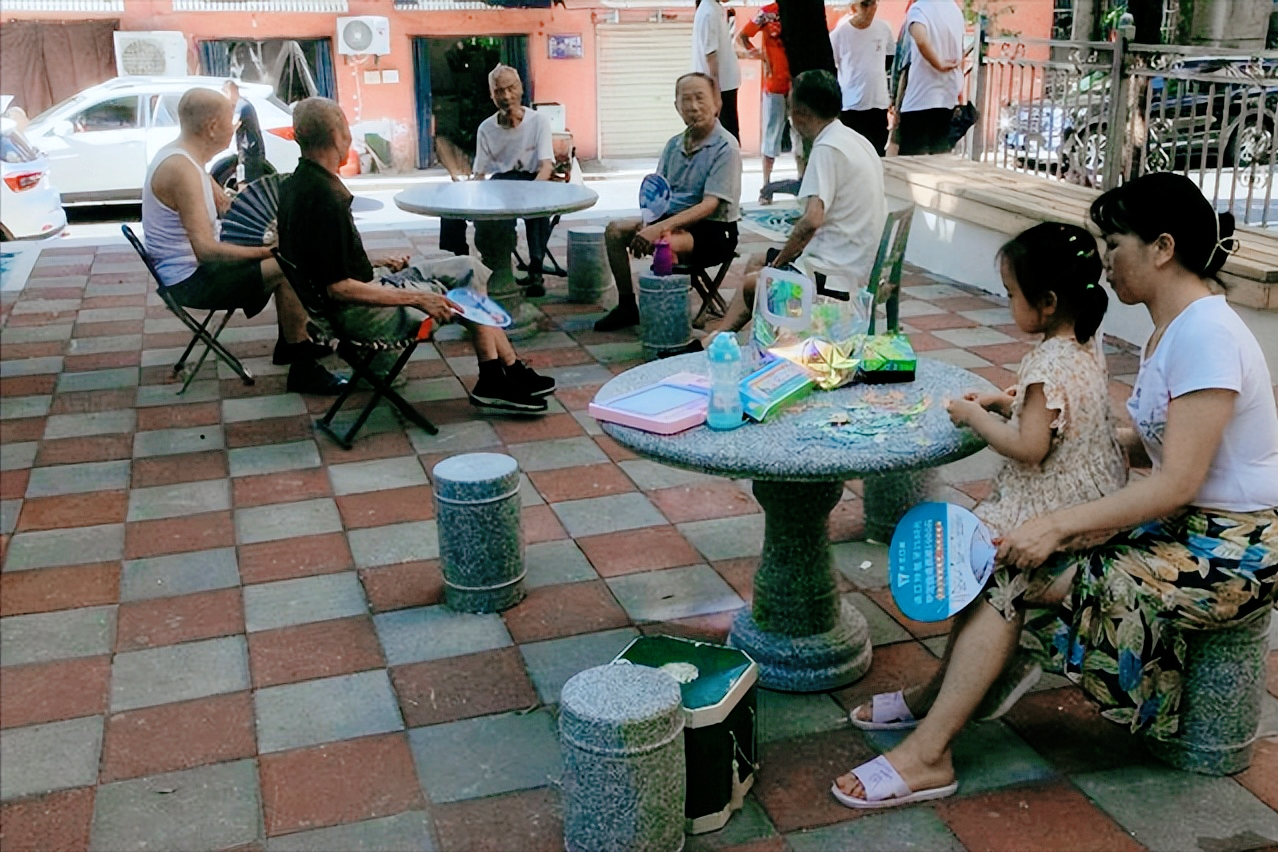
{"left": 273, "top": 337, "right": 332, "bottom": 366}
{"left": 506, "top": 360, "right": 556, "bottom": 397}
{"left": 286, "top": 360, "right": 348, "bottom": 395}
{"left": 594, "top": 302, "right": 639, "bottom": 332}
{"left": 521, "top": 275, "right": 546, "bottom": 298}
{"left": 469, "top": 375, "right": 548, "bottom": 413}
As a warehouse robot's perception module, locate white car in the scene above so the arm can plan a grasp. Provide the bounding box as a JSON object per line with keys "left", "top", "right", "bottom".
{"left": 23, "top": 76, "right": 301, "bottom": 205}
{"left": 1, "top": 116, "right": 67, "bottom": 240}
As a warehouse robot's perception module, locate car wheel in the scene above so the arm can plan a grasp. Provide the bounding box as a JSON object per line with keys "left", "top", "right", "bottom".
{"left": 1227, "top": 120, "right": 1274, "bottom": 185}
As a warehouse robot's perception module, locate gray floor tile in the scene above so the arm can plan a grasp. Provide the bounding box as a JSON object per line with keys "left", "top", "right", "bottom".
{"left": 43, "top": 409, "right": 136, "bottom": 440}
{"left": 243, "top": 572, "right": 368, "bottom": 632}
{"left": 0, "top": 716, "right": 103, "bottom": 801}
{"left": 25, "top": 460, "right": 130, "bottom": 498}
{"left": 933, "top": 326, "right": 1018, "bottom": 348}
{"left": 12, "top": 299, "right": 80, "bottom": 316}
{"left": 66, "top": 333, "right": 142, "bottom": 355}
{"left": 507, "top": 437, "right": 608, "bottom": 472}
{"left": 540, "top": 363, "right": 616, "bottom": 388}
{"left": 349, "top": 520, "right": 439, "bottom": 568}
{"left": 79, "top": 306, "right": 145, "bottom": 323}
{"left": 267, "top": 812, "right": 436, "bottom": 852}
{"left": 0, "top": 500, "right": 19, "bottom": 536}
{"left": 228, "top": 440, "right": 322, "bottom": 478}
{"left": 133, "top": 425, "right": 226, "bottom": 458}
{"left": 519, "top": 627, "right": 640, "bottom": 704}
{"left": 922, "top": 349, "right": 992, "bottom": 369}
{"left": 408, "top": 420, "right": 500, "bottom": 456}
{"left": 617, "top": 459, "right": 719, "bottom": 490}
{"left": 846, "top": 592, "right": 913, "bottom": 646}
{"left": 219, "top": 324, "right": 277, "bottom": 344}
{"left": 121, "top": 547, "right": 240, "bottom": 602}
{"left": 90, "top": 759, "right": 262, "bottom": 852}
{"left": 0, "top": 442, "right": 37, "bottom": 471}
{"left": 3, "top": 523, "right": 125, "bottom": 572}
{"left": 786, "top": 808, "right": 965, "bottom": 852}
{"left": 222, "top": 393, "right": 308, "bottom": 423}
{"left": 525, "top": 540, "right": 599, "bottom": 588}
{"left": 218, "top": 356, "right": 288, "bottom": 381}
{"left": 0, "top": 356, "right": 63, "bottom": 377}
{"left": 678, "top": 516, "right": 765, "bottom": 562}
{"left": 551, "top": 492, "right": 667, "bottom": 538}
{"left": 1073, "top": 765, "right": 1278, "bottom": 852}
{"left": 896, "top": 299, "right": 948, "bottom": 317}
{"left": 572, "top": 410, "right": 603, "bottom": 436}
{"left": 136, "top": 380, "right": 221, "bottom": 407}
{"left": 127, "top": 479, "right": 231, "bottom": 522}
{"left": 757, "top": 689, "right": 849, "bottom": 743}
{"left": 56, "top": 366, "right": 139, "bottom": 394}
{"left": 904, "top": 283, "right": 968, "bottom": 300}
{"left": 110, "top": 636, "right": 250, "bottom": 712}
{"left": 399, "top": 376, "right": 469, "bottom": 404}
{"left": 833, "top": 540, "right": 890, "bottom": 590}
{"left": 408, "top": 710, "right": 562, "bottom": 804}
{"left": 0, "top": 395, "right": 52, "bottom": 421}
{"left": 936, "top": 447, "right": 1005, "bottom": 486}
{"left": 0, "top": 324, "right": 72, "bottom": 344}
{"left": 516, "top": 331, "right": 576, "bottom": 351}
{"left": 328, "top": 457, "right": 429, "bottom": 496}
{"left": 255, "top": 670, "right": 403, "bottom": 753}
{"left": 607, "top": 564, "right": 744, "bottom": 623}
{"left": 235, "top": 497, "right": 343, "bottom": 545}
{"left": 865, "top": 720, "right": 1057, "bottom": 796}
{"left": 0, "top": 606, "right": 116, "bottom": 667}
{"left": 584, "top": 341, "right": 645, "bottom": 364}
{"left": 374, "top": 605, "right": 512, "bottom": 666}
{"left": 959, "top": 307, "right": 1016, "bottom": 326}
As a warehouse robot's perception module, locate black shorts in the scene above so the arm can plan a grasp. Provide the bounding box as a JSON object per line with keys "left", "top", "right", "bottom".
{"left": 165, "top": 259, "right": 270, "bottom": 318}
{"left": 897, "top": 108, "right": 954, "bottom": 156}
{"left": 840, "top": 108, "right": 889, "bottom": 157}
{"left": 681, "top": 219, "right": 739, "bottom": 269}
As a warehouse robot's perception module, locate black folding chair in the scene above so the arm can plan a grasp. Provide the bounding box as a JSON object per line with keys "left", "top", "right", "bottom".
{"left": 676, "top": 251, "right": 736, "bottom": 330}
{"left": 122, "top": 224, "right": 254, "bottom": 393}
{"left": 513, "top": 213, "right": 568, "bottom": 278}
{"left": 272, "top": 251, "right": 438, "bottom": 449}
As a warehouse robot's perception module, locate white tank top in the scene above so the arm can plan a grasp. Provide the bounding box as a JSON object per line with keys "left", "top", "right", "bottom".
{"left": 141, "top": 144, "right": 218, "bottom": 286}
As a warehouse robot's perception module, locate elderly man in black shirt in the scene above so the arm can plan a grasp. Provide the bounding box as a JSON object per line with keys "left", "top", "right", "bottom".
{"left": 276, "top": 97, "right": 553, "bottom": 413}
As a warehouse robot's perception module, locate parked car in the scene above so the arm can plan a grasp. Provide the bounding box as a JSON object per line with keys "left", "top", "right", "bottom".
{"left": 1002, "top": 57, "right": 1276, "bottom": 175}
{"left": 23, "top": 76, "right": 301, "bottom": 205}
{"left": 1, "top": 115, "right": 67, "bottom": 240}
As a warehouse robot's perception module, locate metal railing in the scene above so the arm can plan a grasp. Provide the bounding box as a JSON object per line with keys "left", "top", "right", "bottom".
{"left": 965, "top": 23, "right": 1278, "bottom": 228}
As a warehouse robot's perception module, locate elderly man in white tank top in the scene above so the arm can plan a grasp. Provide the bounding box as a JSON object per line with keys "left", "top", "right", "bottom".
{"left": 142, "top": 87, "right": 344, "bottom": 395}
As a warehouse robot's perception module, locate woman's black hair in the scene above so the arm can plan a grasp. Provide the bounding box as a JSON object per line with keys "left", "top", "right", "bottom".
{"left": 1088, "top": 171, "right": 1236, "bottom": 279}
{"left": 998, "top": 222, "right": 1108, "bottom": 344}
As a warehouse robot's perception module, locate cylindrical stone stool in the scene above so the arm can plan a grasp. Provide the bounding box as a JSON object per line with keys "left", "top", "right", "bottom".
{"left": 568, "top": 225, "right": 611, "bottom": 304}
{"left": 561, "top": 664, "right": 687, "bottom": 852}
{"left": 638, "top": 272, "right": 692, "bottom": 360}
{"left": 863, "top": 469, "right": 937, "bottom": 543}
{"left": 432, "top": 453, "right": 525, "bottom": 613}
{"left": 1143, "top": 609, "right": 1271, "bottom": 775}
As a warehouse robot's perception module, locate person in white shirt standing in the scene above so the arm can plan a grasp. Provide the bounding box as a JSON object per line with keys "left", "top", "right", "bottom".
{"left": 897, "top": 0, "right": 964, "bottom": 155}
{"left": 829, "top": 0, "right": 895, "bottom": 155}
{"left": 693, "top": 0, "right": 742, "bottom": 141}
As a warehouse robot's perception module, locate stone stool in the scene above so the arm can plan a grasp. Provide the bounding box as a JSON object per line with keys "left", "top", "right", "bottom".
{"left": 568, "top": 225, "right": 611, "bottom": 304}
{"left": 561, "top": 664, "right": 687, "bottom": 852}
{"left": 862, "top": 469, "right": 938, "bottom": 543}
{"left": 1143, "top": 609, "right": 1272, "bottom": 775}
{"left": 432, "top": 453, "right": 525, "bottom": 613}
{"left": 638, "top": 272, "right": 692, "bottom": 360}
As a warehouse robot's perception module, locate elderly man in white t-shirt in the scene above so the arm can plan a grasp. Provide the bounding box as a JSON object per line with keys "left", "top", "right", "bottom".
{"left": 693, "top": 0, "right": 742, "bottom": 141}
{"left": 469, "top": 64, "right": 556, "bottom": 296}
{"left": 676, "top": 70, "right": 885, "bottom": 353}
{"left": 897, "top": 0, "right": 965, "bottom": 155}
{"left": 830, "top": 0, "right": 895, "bottom": 156}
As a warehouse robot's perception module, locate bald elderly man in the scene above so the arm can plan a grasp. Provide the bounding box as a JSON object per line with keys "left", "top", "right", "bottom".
{"left": 141, "top": 87, "right": 342, "bottom": 394}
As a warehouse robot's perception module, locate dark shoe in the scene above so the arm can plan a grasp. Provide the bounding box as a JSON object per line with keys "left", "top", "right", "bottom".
{"left": 273, "top": 337, "right": 332, "bottom": 366}
{"left": 506, "top": 360, "right": 556, "bottom": 397}
{"left": 521, "top": 275, "right": 546, "bottom": 298}
{"left": 657, "top": 340, "right": 704, "bottom": 359}
{"left": 286, "top": 360, "right": 348, "bottom": 395}
{"left": 594, "top": 302, "right": 639, "bottom": 332}
{"left": 469, "top": 375, "right": 548, "bottom": 413}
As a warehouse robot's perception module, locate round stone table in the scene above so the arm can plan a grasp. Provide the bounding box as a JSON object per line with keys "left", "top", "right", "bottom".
{"left": 395, "top": 182, "right": 599, "bottom": 333}
{"left": 596, "top": 354, "right": 993, "bottom": 692}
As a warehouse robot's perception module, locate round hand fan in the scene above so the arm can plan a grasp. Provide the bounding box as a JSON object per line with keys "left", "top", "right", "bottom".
{"left": 220, "top": 173, "right": 282, "bottom": 247}
{"left": 639, "top": 173, "right": 671, "bottom": 226}
{"left": 889, "top": 502, "right": 998, "bottom": 622}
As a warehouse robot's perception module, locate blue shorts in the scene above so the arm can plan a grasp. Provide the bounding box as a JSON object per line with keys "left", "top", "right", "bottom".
{"left": 761, "top": 92, "right": 789, "bottom": 159}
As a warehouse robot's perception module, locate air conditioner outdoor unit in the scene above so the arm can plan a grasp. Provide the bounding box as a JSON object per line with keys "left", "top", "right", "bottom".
{"left": 114, "top": 31, "right": 188, "bottom": 77}
{"left": 336, "top": 16, "right": 391, "bottom": 56}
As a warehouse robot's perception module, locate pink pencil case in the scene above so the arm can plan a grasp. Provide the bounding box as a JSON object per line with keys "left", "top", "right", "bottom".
{"left": 589, "top": 372, "right": 710, "bottom": 435}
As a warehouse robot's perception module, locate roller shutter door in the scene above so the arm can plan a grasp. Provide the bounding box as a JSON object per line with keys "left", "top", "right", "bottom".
{"left": 596, "top": 22, "right": 693, "bottom": 158}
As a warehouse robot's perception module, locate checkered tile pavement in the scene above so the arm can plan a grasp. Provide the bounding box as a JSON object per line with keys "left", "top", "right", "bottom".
{"left": 1, "top": 222, "right": 1275, "bottom": 852}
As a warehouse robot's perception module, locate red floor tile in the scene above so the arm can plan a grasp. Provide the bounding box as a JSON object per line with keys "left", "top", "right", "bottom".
{"left": 100, "top": 691, "right": 257, "bottom": 783}
{"left": 527, "top": 463, "right": 635, "bottom": 503}
{"left": 135, "top": 401, "right": 221, "bottom": 432}
{"left": 232, "top": 468, "right": 333, "bottom": 509}
{"left": 553, "top": 385, "right": 604, "bottom": 412}
{"left": 502, "top": 580, "right": 630, "bottom": 643}
{"left": 259, "top": 732, "right": 425, "bottom": 836}
{"left": 491, "top": 413, "right": 585, "bottom": 444}
{"left": 713, "top": 558, "right": 757, "bottom": 605}
{"left": 753, "top": 728, "right": 879, "bottom": 833}
{"left": 520, "top": 347, "right": 595, "bottom": 369}
{"left": 1001, "top": 686, "right": 1150, "bottom": 774}
{"left": 0, "top": 562, "right": 120, "bottom": 617}
{"left": 1237, "top": 738, "right": 1278, "bottom": 810}
{"left": 935, "top": 780, "right": 1145, "bottom": 852}
{"left": 336, "top": 485, "right": 435, "bottom": 529}
{"left": 903, "top": 312, "right": 980, "bottom": 331}
{"left": 220, "top": 374, "right": 287, "bottom": 400}
{"left": 115, "top": 588, "right": 245, "bottom": 652}
{"left": 0, "top": 655, "right": 111, "bottom": 729}
{"left": 224, "top": 416, "right": 315, "bottom": 450}
{"left": 1268, "top": 651, "right": 1277, "bottom": 698}
{"left": 47, "top": 388, "right": 136, "bottom": 415}
{"left": 401, "top": 358, "right": 453, "bottom": 380}
{"left": 430, "top": 787, "right": 563, "bottom": 852}
{"left": 830, "top": 640, "right": 942, "bottom": 715}
{"left": 1, "top": 418, "right": 45, "bottom": 444}
{"left": 79, "top": 295, "right": 145, "bottom": 311}
{"left": 316, "top": 430, "right": 417, "bottom": 464}
{"left": 238, "top": 532, "right": 354, "bottom": 584}
{"left": 390, "top": 647, "right": 538, "bottom": 727}
{"left": 359, "top": 561, "right": 444, "bottom": 613}
{"left": 0, "top": 341, "right": 64, "bottom": 360}
{"left": 248, "top": 615, "right": 385, "bottom": 688}
{"left": 62, "top": 351, "right": 140, "bottom": 373}
{"left": 932, "top": 295, "right": 1001, "bottom": 312}
{"left": 522, "top": 505, "right": 569, "bottom": 544}
{"left": 864, "top": 588, "right": 954, "bottom": 639}
{"left": 35, "top": 434, "right": 133, "bottom": 466}
{"left": 648, "top": 482, "right": 761, "bottom": 524}
{"left": 594, "top": 434, "right": 637, "bottom": 462}
{"left": 16, "top": 490, "right": 127, "bottom": 532}
{"left": 0, "top": 375, "right": 56, "bottom": 397}
{"left": 638, "top": 611, "right": 736, "bottom": 644}
{"left": 577, "top": 526, "right": 703, "bottom": 577}
{"left": 828, "top": 498, "right": 865, "bottom": 543}
{"left": 954, "top": 479, "right": 994, "bottom": 503}
{"left": 0, "top": 468, "right": 28, "bottom": 500}
{"left": 124, "top": 511, "right": 235, "bottom": 560}
{"left": 970, "top": 365, "right": 1020, "bottom": 393}
{"left": 0, "top": 786, "right": 95, "bottom": 852}
{"left": 969, "top": 341, "right": 1036, "bottom": 367}
{"left": 131, "top": 450, "right": 229, "bottom": 488}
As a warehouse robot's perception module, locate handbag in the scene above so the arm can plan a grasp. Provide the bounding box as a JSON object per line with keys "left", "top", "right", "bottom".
{"left": 949, "top": 102, "right": 978, "bottom": 148}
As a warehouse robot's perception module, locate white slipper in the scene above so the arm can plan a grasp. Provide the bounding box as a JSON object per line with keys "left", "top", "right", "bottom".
{"left": 830, "top": 755, "right": 959, "bottom": 809}
{"left": 848, "top": 691, "right": 920, "bottom": 731}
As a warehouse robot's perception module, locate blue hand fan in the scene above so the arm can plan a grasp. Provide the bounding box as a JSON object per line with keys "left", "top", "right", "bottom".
{"left": 220, "top": 173, "right": 282, "bottom": 247}
{"left": 639, "top": 173, "right": 671, "bottom": 225}
{"left": 889, "top": 502, "right": 998, "bottom": 622}
{"left": 445, "top": 287, "right": 512, "bottom": 328}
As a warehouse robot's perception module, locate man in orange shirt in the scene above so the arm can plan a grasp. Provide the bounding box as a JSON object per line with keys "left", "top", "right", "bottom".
{"left": 739, "top": 2, "right": 796, "bottom": 194}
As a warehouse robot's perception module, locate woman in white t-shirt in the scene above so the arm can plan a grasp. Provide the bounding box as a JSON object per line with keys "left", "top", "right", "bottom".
{"left": 832, "top": 171, "right": 1277, "bottom": 809}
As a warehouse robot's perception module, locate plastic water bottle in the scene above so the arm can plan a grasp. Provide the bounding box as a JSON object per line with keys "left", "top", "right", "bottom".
{"left": 706, "top": 333, "right": 744, "bottom": 430}
{"left": 652, "top": 239, "right": 674, "bottom": 276}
